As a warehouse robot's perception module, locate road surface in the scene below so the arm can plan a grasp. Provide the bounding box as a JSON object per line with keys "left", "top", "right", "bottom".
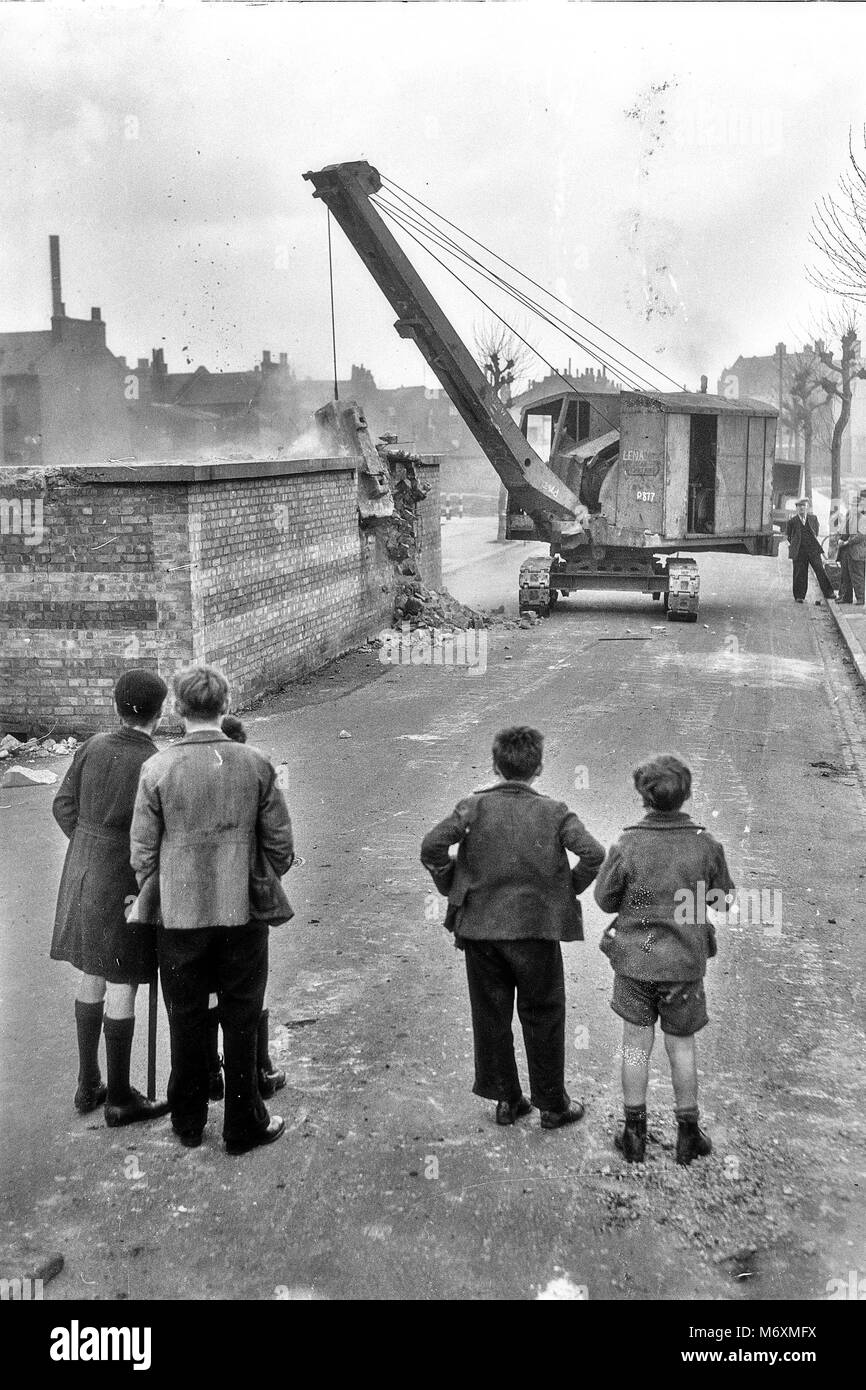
{"left": 2, "top": 516, "right": 865, "bottom": 1300}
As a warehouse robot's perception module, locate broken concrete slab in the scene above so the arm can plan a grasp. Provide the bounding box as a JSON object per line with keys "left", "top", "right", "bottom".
{"left": 1, "top": 766, "right": 59, "bottom": 788}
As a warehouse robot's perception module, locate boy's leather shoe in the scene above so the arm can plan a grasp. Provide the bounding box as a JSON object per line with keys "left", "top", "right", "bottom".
{"left": 74, "top": 1082, "right": 107, "bottom": 1114}
{"left": 172, "top": 1121, "right": 204, "bottom": 1148}
{"left": 676, "top": 1119, "right": 713, "bottom": 1166}
{"left": 495, "top": 1095, "right": 532, "bottom": 1126}
{"left": 258, "top": 1066, "right": 286, "bottom": 1099}
{"left": 615, "top": 1111, "right": 647, "bottom": 1163}
{"left": 105, "top": 1089, "right": 171, "bottom": 1127}
{"left": 224, "top": 1115, "right": 285, "bottom": 1155}
{"left": 540, "top": 1101, "right": 585, "bottom": 1130}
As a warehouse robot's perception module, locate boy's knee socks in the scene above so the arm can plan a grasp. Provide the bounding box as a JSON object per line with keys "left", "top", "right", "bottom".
{"left": 104, "top": 1016, "right": 135, "bottom": 1106}
{"left": 75, "top": 999, "right": 104, "bottom": 1088}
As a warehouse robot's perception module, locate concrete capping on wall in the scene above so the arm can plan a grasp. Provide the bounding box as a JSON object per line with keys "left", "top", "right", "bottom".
{"left": 48, "top": 456, "right": 357, "bottom": 485}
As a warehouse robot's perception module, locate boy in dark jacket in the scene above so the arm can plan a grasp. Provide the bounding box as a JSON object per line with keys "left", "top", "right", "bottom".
{"left": 594, "top": 755, "right": 735, "bottom": 1166}
{"left": 421, "top": 727, "right": 604, "bottom": 1130}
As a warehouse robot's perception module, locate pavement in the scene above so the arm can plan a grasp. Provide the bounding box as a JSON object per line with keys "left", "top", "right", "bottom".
{"left": 2, "top": 516, "right": 866, "bottom": 1301}
{"left": 827, "top": 599, "right": 866, "bottom": 687}
{"left": 792, "top": 488, "right": 866, "bottom": 686}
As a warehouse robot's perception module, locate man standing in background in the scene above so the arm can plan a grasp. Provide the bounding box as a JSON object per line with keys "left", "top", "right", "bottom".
{"left": 786, "top": 498, "right": 836, "bottom": 604}
{"left": 837, "top": 490, "right": 866, "bottom": 606}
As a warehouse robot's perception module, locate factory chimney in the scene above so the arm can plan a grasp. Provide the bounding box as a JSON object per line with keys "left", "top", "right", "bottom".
{"left": 49, "top": 235, "right": 65, "bottom": 318}
{"left": 700, "top": 374, "right": 708, "bottom": 393}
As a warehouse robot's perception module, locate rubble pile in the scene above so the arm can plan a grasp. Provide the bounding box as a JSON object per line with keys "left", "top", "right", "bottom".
{"left": 391, "top": 585, "right": 536, "bottom": 634}
{"left": 0, "top": 733, "right": 80, "bottom": 762}
{"left": 393, "top": 575, "right": 487, "bottom": 631}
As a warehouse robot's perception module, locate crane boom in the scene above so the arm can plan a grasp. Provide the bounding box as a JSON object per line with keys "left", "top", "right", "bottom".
{"left": 303, "top": 161, "right": 584, "bottom": 536}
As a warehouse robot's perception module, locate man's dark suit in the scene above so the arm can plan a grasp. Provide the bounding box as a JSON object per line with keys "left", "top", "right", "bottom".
{"left": 421, "top": 781, "right": 604, "bottom": 1111}
{"left": 786, "top": 511, "right": 835, "bottom": 601}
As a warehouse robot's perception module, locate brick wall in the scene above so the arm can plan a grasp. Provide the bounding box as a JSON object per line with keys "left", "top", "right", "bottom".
{"left": 0, "top": 455, "right": 441, "bottom": 735}
{"left": 413, "top": 461, "right": 441, "bottom": 589}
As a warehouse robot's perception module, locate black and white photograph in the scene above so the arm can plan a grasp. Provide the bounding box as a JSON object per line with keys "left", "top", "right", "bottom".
{"left": 1, "top": 0, "right": 865, "bottom": 1344}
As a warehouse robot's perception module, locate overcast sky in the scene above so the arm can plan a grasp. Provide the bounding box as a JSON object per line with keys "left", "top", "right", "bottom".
{"left": 1, "top": 1, "right": 865, "bottom": 396}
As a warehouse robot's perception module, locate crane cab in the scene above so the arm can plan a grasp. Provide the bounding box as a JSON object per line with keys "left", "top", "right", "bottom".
{"left": 512, "top": 387, "right": 779, "bottom": 555}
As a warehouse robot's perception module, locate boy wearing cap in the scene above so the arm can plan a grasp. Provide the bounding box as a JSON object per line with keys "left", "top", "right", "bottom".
{"left": 594, "top": 755, "right": 734, "bottom": 1166}
{"left": 52, "top": 669, "right": 171, "bottom": 1126}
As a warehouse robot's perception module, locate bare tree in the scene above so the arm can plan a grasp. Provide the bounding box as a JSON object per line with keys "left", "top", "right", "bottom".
{"left": 475, "top": 317, "right": 534, "bottom": 402}
{"left": 809, "top": 127, "right": 866, "bottom": 305}
{"left": 474, "top": 318, "right": 535, "bottom": 539}
{"left": 781, "top": 346, "right": 828, "bottom": 500}
{"left": 812, "top": 313, "right": 866, "bottom": 508}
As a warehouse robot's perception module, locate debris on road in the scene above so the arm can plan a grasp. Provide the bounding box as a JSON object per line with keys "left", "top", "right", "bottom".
{"left": 0, "top": 732, "right": 79, "bottom": 762}
{"left": 1, "top": 766, "right": 60, "bottom": 788}
{"left": 394, "top": 575, "right": 487, "bottom": 631}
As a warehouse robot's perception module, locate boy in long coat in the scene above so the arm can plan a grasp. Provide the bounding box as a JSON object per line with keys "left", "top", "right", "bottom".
{"left": 52, "top": 669, "right": 171, "bottom": 1125}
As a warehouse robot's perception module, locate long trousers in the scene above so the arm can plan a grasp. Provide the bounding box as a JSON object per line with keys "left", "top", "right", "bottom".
{"left": 157, "top": 923, "right": 269, "bottom": 1145}
{"left": 462, "top": 938, "right": 567, "bottom": 1113}
{"left": 792, "top": 550, "right": 834, "bottom": 600}
{"left": 838, "top": 550, "right": 865, "bottom": 604}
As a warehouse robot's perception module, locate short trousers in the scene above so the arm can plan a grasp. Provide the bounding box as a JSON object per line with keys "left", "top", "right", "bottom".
{"left": 611, "top": 974, "right": 708, "bottom": 1036}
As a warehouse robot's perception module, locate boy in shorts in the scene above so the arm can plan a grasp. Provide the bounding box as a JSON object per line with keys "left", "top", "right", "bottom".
{"left": 593, "top": 755, "right": 734, "bottom": 1166}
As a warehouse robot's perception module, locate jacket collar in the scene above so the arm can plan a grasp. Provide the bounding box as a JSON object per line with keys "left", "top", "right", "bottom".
{"left": 474, "top": 779, "right": 540, "bottom": 797}
{"left": 116, "top": 725, "right": 157, "bottom": 746}
{"left": 178, "top": 729, "right": 230, "bottom": 745}
{"left": 624, "top": 810, "right": 705, "bottom": 831}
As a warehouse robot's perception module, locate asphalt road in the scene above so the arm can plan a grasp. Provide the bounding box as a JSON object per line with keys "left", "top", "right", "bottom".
{"left": 2, "top": 517, "right": 865, "bottom": 1301}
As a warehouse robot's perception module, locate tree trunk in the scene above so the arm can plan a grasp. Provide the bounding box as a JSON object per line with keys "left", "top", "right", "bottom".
{"left": 830, "top": 401, "right": 849, "bottom": 508}
{"left": 803, "top": 421, "right": 813, "bottom": 502}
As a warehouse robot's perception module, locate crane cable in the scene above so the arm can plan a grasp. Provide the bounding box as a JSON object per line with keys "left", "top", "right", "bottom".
{"left": 374, "top": 189, "right": 660, "bottom": 394}
{"left": 381, "top": 173, "right": 685, "bottom": 393}
{"left": 367, "top": 197, "right": 624, "bottom": 438}
{"left": 327, "top": 211, "right": 339, "bottom": 401}
{"left": 373, "top": 194, "right": 647, "bottom": 399}
{"left": 372, "top": 191, "right": 656, "bottom": 394}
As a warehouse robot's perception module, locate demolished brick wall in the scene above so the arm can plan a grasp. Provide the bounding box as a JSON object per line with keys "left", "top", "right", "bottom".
{"left": 0, "top": 453, "right": 441, "bottom": 735}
